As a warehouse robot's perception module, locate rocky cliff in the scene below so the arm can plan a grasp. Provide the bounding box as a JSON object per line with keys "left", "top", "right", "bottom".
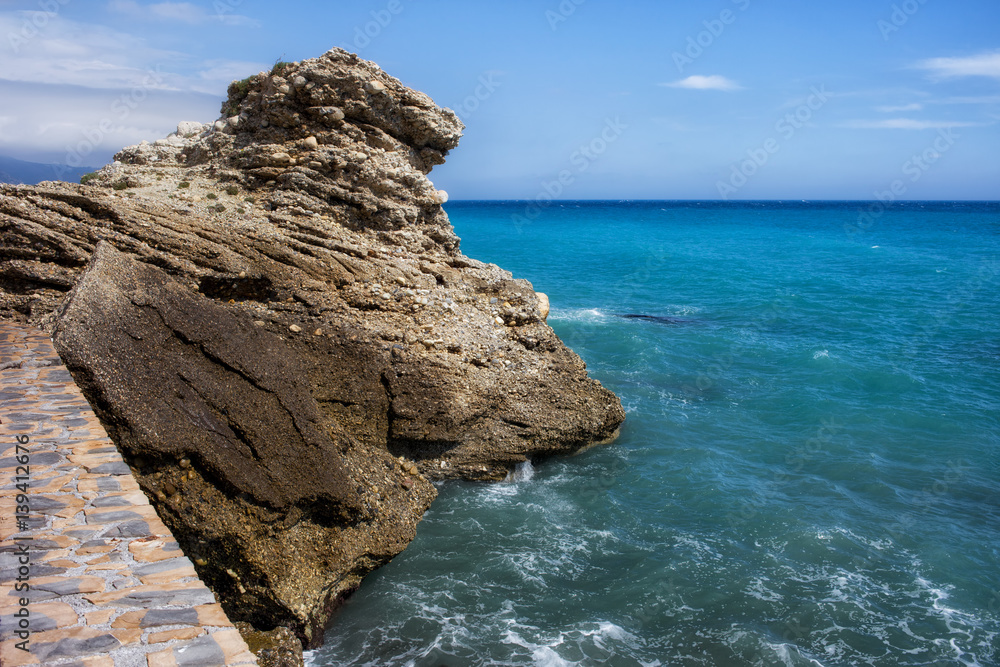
{"left": 0, "top": 48, "right": 625, "bottom": 648}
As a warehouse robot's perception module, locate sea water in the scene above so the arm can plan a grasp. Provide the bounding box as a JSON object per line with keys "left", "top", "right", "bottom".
{"left": 308, "top": 201, "right": 1000, "bottom": 666}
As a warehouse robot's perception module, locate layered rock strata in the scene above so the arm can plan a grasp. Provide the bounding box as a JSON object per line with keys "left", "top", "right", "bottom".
{"left": 0, "top": 49, "right": 625, "bottom": 647}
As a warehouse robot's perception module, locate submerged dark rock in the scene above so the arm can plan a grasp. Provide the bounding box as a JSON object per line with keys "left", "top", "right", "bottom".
{"left": 617, "top": 313, "right": 692, "bottom": 325}
{"left": 0, "top": 48, "right": 625, "bottom": 647}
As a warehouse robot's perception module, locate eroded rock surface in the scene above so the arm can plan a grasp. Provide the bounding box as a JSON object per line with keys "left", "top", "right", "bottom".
{"left": 0, "top": 48, "right": 625, "bottom": 646}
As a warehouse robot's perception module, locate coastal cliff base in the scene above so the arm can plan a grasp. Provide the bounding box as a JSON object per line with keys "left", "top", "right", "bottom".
{"left": 0, "top": 48, "right": 625, "bottom": 648}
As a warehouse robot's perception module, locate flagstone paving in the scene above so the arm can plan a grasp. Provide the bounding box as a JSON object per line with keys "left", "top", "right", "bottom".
{"left": 1, "top": 321, "right": 257, "bottom": 666}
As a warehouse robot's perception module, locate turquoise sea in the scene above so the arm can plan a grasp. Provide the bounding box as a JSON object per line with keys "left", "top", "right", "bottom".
{"left": 309, "top": 201, "right": 1000, "bottom": 666}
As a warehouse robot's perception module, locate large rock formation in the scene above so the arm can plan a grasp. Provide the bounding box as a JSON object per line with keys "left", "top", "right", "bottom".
{"left": 0, "top": 49, "right": 625, "bottom": 647}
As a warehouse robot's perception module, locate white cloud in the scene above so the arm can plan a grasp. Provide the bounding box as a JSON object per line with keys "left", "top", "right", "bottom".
{"left": 0, "top": 6, "right": 271, "bottom": 165}
{"left": 876, "top": 103, "right": 923, "bottom": 112}
{"left": 0, "top": 80, "right": 222, "bottom": 166}
{"left": 916, "top": 51, "right": 1000, "bottom": 79}
{"left": 0, "top": 12, "right": 185, "bottom": 89}
{"left": 842, "top": 118, "right": 986, "bottom": 130}
{"left": 0, "top": 12, "right": 266, "bottom": 94}
{"left": 661, "top": 75, "right": 743, "bottom": 92}
{"left": 0, "top": 116, "right": 14, "bottom": 141}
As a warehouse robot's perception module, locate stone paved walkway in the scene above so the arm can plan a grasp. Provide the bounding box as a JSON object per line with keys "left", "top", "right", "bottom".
{"left": 0, "top": 322, "right": 257, "bottom": 666}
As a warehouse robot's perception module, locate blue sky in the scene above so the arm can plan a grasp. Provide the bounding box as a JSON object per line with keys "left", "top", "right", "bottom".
{"left": 0, "top": 0, "right": 997, "bottom": 199}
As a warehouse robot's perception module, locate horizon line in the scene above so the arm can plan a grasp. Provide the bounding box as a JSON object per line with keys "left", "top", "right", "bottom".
{"left": 444, "top": 198, "right": 1000, "bottom": 204}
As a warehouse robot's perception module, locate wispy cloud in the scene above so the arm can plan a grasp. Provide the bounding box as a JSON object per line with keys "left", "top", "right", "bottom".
{"left": 936, "top": 95, "right": 1000, "bottom": 105}
{"left": 661, "top": 75, "right": 743, "bottom": 92}
{"left": 842, "top": 118, "right": 986, "bottom": 130}
{"left": 0, "top": 79, "right": 221, "bottom": 166}
{"left": 876, "top": 103, "right": 923, "bottom": 113}
{"left": 196, "top": 60, "right": 269, "bottom": 86}
{"left": 0, "top": 12, "right": 266, "bottom": 94}
{"left": 106, "top": 0, "right": 259, "bottom": 27}
{"left": 915, "top": 50, "right": 1000, "bottom": 79}
{"left": 0, "top": 6, "right": 267, "bottom": 166}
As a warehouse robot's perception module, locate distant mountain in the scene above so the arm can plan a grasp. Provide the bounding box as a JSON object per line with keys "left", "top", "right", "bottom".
{"left": 0, "top": 154, "right": 98, "bottom": 185}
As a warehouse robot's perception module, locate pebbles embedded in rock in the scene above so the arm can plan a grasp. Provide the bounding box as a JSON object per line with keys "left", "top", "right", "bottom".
{"left": 289, "top": 324, "right": 302, "bottom": 333}
{"left": 303, "top": 136, "right": 319, "bottom": 150}
{"left": 311, "top": 106, "right": 345, "bottom": 123}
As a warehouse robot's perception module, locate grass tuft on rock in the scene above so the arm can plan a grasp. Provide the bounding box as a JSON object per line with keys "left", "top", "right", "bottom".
{"left": 222, "top": 75, "right": 257, "bottom": 117}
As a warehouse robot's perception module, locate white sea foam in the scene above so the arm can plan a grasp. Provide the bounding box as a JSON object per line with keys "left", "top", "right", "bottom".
{"left": 812, "top": 349, "right": 830, "bottom": 359}
{"left": 763, "top": 642, "right": 829, "bottom": 667}
{"left": 666, "top": 304, "right": 703, "bottom": 316}
{"left": 547, "top": 307, "right": 608, "bottom": 324}
{"left": 746, "top": 576, "right": 784, "bottom": 602}
{"left": 501, "top": 621, "right": 647, "bottom": 667}
{"left": 505, "top": 460, "right": 535, "bottom": 483}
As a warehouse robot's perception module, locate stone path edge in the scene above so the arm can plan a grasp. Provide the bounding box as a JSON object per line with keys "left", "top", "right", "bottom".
{"left": 0, "top": 321, "right": 258, "bottom": 667}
